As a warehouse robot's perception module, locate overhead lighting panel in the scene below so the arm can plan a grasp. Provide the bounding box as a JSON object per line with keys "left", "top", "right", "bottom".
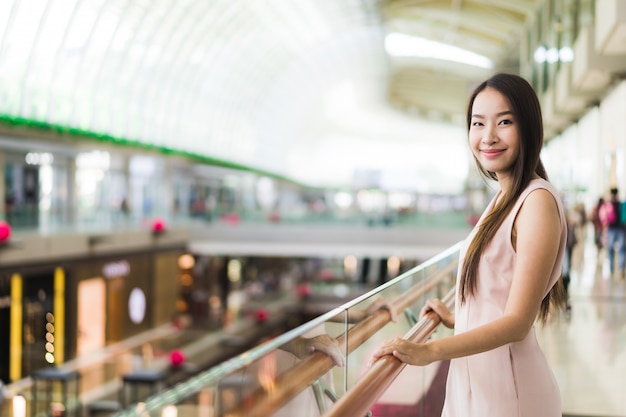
{"left": 385, "top": 32, "right": 493, "bottom": 69}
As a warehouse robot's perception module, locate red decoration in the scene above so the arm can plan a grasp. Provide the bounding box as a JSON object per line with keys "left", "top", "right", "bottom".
{"left": 319, "top": 268, "right": 335, "bottom": 281}
{"left": 296, "top": 283, "right": 312, "bottom": 297}
{"left": 268, "top": 211, "right": 280, "bottom": 223}
{"left": 0, "top": 221, "right": 11, "bottom": 242}
{"left": 169, "top": 349, "right": 186, "bottom": 367}
{"left": 223, "top": 212, "right": 241, "bottom": 225}
{"left": 152, "top": 217, "right": 166, "bottom": 234}
{"left": 255, "top": 308, "right": 269, "bottom": 323}
{"left": 466, "top": 214, "right": 480, "bottom": 226}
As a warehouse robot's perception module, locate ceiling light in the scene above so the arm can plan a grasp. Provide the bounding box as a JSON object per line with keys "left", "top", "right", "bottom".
{"left": 559, "top": 46, "right": 574, "bottom": 62}
{"left": 534, "top": 45, "right": 574, "bottom": 63}
{"left": 384, "top": 32, "right": 493, "bottom": 69}
{"left": 534, "top": 46, "right": 547, "bottom": 63}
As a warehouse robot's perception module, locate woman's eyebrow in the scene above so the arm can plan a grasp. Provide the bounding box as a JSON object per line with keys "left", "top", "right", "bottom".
{"left": 471, "top": 110, "right": 513, "bottom": 118}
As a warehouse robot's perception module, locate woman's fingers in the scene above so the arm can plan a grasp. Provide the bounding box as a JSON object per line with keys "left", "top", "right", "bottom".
{"left": 309, "top": 335, "right": 346, "bottom": 367}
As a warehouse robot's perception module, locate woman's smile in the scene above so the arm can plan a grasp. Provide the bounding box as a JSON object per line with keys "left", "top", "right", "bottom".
{"left": 480, "top": 148, "right": 506, "bottom": 158}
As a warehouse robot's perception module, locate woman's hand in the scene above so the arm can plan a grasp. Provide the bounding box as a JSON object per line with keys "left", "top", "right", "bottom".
{"left": 287, "top": 335, "right": 346, "bottom": 367}
{"left": 370, "top": 337, "right": 435, "bottom": 366}
{"left": 420, "top": 298, "right": 454, "bottom": 329}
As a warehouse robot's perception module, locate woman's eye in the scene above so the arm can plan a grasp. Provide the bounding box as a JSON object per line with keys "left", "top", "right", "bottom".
{"left": 472, "top": 121, "right": 483, "bottom": 127}
{"left": 499, "top": 119, "right": 513, "bottom": 125}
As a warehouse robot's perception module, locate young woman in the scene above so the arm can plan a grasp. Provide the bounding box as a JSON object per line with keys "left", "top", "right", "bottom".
{"left": 371, "top": 73, "right": 567, "bottom": 416}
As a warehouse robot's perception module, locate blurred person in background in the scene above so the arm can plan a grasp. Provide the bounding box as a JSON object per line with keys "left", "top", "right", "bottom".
{"left": 598, "top": 188, "right": 624, "bottom": 278}
{"left": 590, "top": 196, "right": 605, "bottom": 253}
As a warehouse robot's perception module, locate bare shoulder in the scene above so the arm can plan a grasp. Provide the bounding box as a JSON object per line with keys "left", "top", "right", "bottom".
{"left": 522, "top": 187, "right": 560, "bottom": 215}
{"left": 516, "top": 187, "right": 562, "bottom": 233}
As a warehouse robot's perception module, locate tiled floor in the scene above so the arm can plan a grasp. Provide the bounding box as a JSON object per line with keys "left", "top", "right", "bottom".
{"left": 538, "top": 226, "right": 626, "bottom": 417}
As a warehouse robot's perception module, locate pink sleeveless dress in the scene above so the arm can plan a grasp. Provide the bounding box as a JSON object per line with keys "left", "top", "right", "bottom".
{"left": 442, "top": 179, "right": 566, "bottom": 417}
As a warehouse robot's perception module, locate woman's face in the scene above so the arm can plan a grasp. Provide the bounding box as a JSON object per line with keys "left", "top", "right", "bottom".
{"left": 469, "top": 87, "right": 520, "bottom": 182}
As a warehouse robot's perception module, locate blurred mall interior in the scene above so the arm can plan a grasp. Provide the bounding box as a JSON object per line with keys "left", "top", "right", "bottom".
{"left": 0, "top": 0, "right": 625, "bottom": 416}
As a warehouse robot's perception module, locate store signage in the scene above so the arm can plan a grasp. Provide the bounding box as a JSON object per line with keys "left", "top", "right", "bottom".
{"left": 102, "top": 260, "right": 130, "bottom": 279}
{"left": 25, "top": 152, "right": 54, "bottom": 165}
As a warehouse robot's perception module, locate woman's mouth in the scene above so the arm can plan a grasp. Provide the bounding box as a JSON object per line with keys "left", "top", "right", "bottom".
{"left": 481, "top": 149, "right": 505, "bottom": 158}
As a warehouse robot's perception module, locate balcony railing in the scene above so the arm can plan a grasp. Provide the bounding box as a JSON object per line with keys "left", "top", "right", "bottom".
{"left": 112, "top": 242, "right": 461, "bottom": 417}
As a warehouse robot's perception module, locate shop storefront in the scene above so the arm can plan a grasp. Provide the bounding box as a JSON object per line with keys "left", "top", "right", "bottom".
{"left": 0, "top": 267, "right": 61, "bottom": 382}
{"left": 1, "top": 144, "right": 79, "bottom": 231}
{"left": 73, "top": 255, "right": 153, "bottom": 351}
{"left": 71, "top": 249, "right": 184, "bottom": 354}
{"left": 0, "top": 245, "right": 184, "bottom": 383}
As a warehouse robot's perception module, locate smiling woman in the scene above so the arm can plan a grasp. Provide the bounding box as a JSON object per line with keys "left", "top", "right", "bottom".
{"left": 372, "top": 73, "right": 568, "bottom": 417}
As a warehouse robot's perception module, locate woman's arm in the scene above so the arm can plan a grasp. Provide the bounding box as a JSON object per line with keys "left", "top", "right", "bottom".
{"left": 372, "top": 188, "right": 562, "bottom": 366}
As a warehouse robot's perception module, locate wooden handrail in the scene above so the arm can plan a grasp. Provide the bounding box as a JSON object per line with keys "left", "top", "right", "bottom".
{"left": 227, "top": 260, "right": 458, "bottom": 417}
{"left": 321, "top": 288, "right": 456, "bottom": 417}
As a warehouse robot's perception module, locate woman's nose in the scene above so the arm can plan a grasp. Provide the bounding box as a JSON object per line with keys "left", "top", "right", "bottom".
{"left": 481, "top": 126, "right": 497, "bottom": 144}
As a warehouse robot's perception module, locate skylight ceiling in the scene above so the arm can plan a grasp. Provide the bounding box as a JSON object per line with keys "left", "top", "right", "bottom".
{"left": 0, "top": 0, "right": 543, "bottom": 192}
{"left": 380, "top": 0, "right": 543, "bottom": 121}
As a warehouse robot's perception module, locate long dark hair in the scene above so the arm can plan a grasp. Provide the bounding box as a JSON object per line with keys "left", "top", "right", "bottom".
{"left": 460, "top": 73, "right": 565, "bottom": 323}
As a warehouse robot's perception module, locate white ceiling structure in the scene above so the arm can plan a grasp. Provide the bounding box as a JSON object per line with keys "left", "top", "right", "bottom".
{"left": 1, "top": 0, "right": 623, "bottom": 194}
